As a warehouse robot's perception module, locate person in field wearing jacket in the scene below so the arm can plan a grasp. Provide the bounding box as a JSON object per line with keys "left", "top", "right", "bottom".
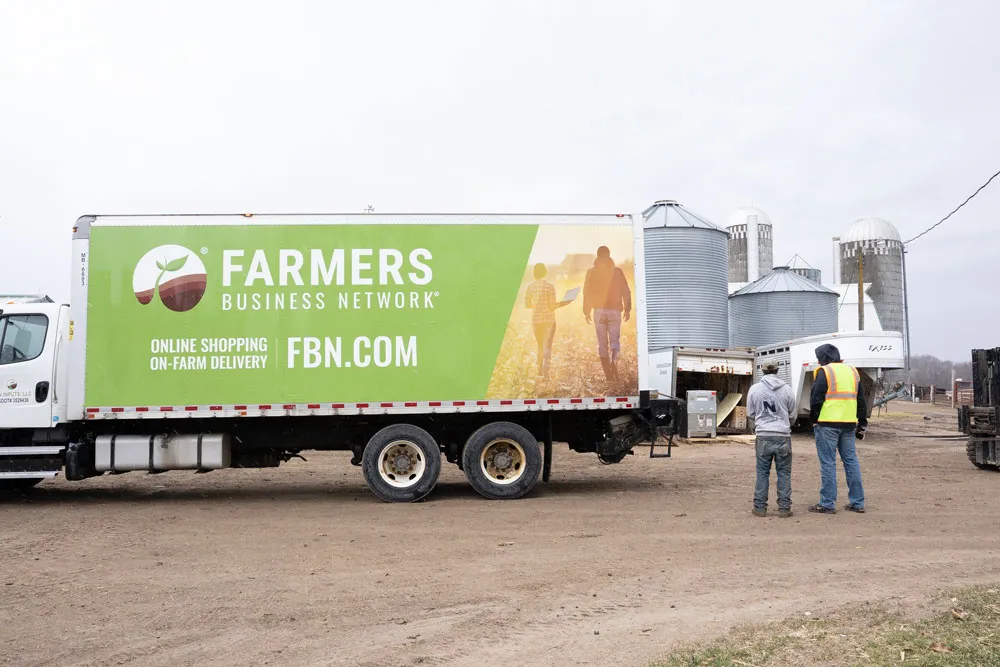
{"left": 808, "top": 343, "right": 868, "bottom": 514}
{"left": 747, "top": 361, "right": 798, "bottom": 518}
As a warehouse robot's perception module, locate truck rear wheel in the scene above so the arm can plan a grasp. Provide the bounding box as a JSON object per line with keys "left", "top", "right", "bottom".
{"left": 362, "top": 424, "right": 442, "bottom": 503}
{"left": 462, "top": 422, "right": 541, "bottom": 500}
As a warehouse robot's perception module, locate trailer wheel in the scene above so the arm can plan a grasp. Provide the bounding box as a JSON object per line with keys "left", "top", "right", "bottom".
{"left": 462, "top": 422, "right": 542, "bottom": 500}
{"left": 362, "top": 424, "right": 442, "bottom": 503}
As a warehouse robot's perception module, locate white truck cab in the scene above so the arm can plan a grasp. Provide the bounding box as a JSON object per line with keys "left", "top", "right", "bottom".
{"left": 0, "top": 296, "right": 70, "bottom": 485}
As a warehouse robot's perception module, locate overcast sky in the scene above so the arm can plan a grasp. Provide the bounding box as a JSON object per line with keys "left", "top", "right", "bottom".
{"left": 1, "top": 0, "right": 996, "bottom": 360}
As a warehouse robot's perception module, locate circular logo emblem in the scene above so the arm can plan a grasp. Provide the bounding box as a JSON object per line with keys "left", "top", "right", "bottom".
{"left": 133, "top": 245, "right": 208, "bottom": 313}
{"left": 5, "top": 379, "right": 16, "bottom": 391}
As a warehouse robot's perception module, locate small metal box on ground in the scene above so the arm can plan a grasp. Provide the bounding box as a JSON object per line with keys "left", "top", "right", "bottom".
{"left": 731, "top": 406, "right": 748, "bottom": 430}
{"left": 686, "top": 390, "right": 718, "bottom": 438}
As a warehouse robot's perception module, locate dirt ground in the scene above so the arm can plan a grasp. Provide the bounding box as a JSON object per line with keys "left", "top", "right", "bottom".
{"left": 2, "top": 401, "right": 998, "bottom": 667}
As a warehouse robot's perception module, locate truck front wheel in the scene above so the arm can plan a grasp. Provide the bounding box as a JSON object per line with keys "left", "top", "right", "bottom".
{"left": 362, "top": 424, "right": 442, "bottom": 503}
{"left": 462, "top": 422, "right": 542, "bottom": 500}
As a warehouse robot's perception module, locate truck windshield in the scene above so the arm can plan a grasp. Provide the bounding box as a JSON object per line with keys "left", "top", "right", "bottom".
{"left": 0, "top": 314, "right": 49, "bottom": 365}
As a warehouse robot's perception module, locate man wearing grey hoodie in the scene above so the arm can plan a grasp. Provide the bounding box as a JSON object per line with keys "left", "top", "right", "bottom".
{"left": 747, "top": 361, "right": 798, "bottom": 517}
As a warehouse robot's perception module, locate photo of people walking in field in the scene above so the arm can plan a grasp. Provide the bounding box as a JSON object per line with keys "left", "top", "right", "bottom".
{"left": 486, "top": 224, "right": 639, "bottom": 399}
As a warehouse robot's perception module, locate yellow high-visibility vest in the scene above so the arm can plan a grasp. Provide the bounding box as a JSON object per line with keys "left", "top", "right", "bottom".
{"left": 817, "top": 362, "right": 860, "bottom": 423}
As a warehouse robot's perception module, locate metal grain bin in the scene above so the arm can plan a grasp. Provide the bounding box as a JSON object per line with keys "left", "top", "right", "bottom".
{"left": 642, "top": 200, "right": 730, "bottom": 351}
{"left": 729, "top": 267, "right": 839, "bottom": 348}
{"left": 789, "top": 266, "right": 822, "bottom": 284}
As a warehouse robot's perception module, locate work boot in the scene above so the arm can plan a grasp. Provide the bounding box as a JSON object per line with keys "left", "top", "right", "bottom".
{"left": 777, "top": 509, "right": 793, "bottom": 518}
{"left": 807, "top": 504, "right": 836, "bottom": 514}
{"left": 752, "top": 508, "right": 766, "bottom": 517}
{"left": 843, "top": 504, "right": 866, "bottom": 513}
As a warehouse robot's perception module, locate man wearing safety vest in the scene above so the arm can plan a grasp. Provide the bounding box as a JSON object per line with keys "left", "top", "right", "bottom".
{"left": 808, "top": 343, "right": 868, "bottom": 514}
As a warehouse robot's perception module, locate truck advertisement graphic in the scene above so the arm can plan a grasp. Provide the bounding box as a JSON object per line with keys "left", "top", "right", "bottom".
{"left": 85, "top": 221, "right": 638, "bottom": 407}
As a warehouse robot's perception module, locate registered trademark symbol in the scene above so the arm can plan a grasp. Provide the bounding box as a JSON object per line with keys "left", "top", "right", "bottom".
{"left": 434, "top": 291, "right": 440, "bottom": 297}
{"left": 200, "top": 247, "right": 208, "bottom": 255}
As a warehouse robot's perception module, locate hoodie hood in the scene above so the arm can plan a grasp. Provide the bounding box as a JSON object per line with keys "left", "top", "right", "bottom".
{"left": 815, "top": 343, "right": 841, "bottom": 366}
{"left": 761, "top": 374, "right": 787, "bottom": 389}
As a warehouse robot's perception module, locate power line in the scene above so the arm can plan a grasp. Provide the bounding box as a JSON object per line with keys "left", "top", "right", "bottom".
{"left": 904, "top": 168, "right": 1000, "bottom": 245}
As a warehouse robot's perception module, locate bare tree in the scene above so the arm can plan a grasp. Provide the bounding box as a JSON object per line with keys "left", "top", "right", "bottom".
{"left": 908, "top": 354, "right": 972, "bottom": 386}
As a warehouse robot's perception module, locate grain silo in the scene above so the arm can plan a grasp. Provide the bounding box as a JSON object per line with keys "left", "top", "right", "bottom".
{"left": 726, "top": 206, "right": 774, "bottom": 283}
{"left": 729, "top": 267, "right": 839, "bottom": 348}
{"left": 838, "top": 218, "right": 904, "bottom": 336}
{"left": 787, "top": 254, "right": 822, "bottom": 284}
{"left": 789, "top": 266, "right": 822, "bottom": 284}
{"left": 642, "top": 200, "right": 730, "bottom": 350}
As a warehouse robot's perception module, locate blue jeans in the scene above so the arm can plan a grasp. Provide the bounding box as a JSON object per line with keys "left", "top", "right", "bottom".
{"left": 814, "top": 424, "right": 865, "bottom": 509}
{"left": 754, "top": 436, "right": 792, "bottom": 511}
{"left": 594, "top": 309, "right": 622, "bottom": 362}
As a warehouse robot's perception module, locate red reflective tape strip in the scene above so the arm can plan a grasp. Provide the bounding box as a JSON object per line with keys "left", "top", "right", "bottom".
{"left": 616, "top": 397, "right": 629, "bottom": 403}
{"left": 524, "top": 399, "right": 536, "bottom": 405}
{"left": 429, "top": 401, "right": 442, "bottom": 407}
{"left": 185, "top": 406, "right": 198, "bottom": 412}
{"left": 111, "top": 407, "right": 124, "bottom": 413}
{"left": 210, "top": 406, "right": 223, "bottom": 411}
{"left": 500, "top": 400, "right": 512, "bottom": 405}
{"left": 308, "top": 404, "right": 321, "bottom": 410}
{"left": 453, "top": 401, "right": 465, "bottom": 406}
{"left": 357, "top": 403, "right": 369, "bottom": 408}
{"left": 332, "top": 403, "right": 345, "bottom": 409}
{"left": 547, "top": 399, "right": 560, "bottom": 404}
{"left": 570, "top": 398, "right": 582, "bottom": 404}
{"left": 405, "top": 402, "right": 417, "bottom": 408}
{"left": 160, "top": 406, "right": 173, "bottom": 412}
{"left": 379, "top": 402, "right": 393, "bottom": 408}
{"left": 234, "top": 405, "right": 247, "bottom": 411}
{"left": 477, "top": 400, "right": 489, "bottom": 406}
{"left": 86, "top": 408, "right": 100, "bottom": 414}
{"left": 258, "top": 405, "right": 272, "bottom": 410}
{"left": 594, "top": 398, "right": 606, "bottom": 403}
{"left": 283, "top": 404, "right": 296, "bottom": 410}
{"left": 136, "top": 407, "right": 149, "bottom": 413}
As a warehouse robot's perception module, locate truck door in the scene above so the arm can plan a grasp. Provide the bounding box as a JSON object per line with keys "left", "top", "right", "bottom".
{"left": 0, "top": 310, "right": 57, "bottom": 428}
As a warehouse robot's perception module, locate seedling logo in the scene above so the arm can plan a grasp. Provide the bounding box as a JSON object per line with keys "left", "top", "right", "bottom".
{"left": 133, "top": 245, "right": 208, "bottom": 313}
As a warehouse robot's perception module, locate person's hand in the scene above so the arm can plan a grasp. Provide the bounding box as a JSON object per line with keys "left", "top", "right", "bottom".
{"left": 584, "top": 313, "right": 592, "bottom": 324}
{"left": 856, "top": 426, "right": 867, "bottom": 441}
{"left": 624, "top": 311, "right": 631, "bottom": 322}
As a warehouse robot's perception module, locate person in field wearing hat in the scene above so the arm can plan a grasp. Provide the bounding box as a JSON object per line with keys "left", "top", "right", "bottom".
{"left": 747, "top": 361, "right": 798, "bottom": 517}
{"left": 808, "top": 343, "right": 868, "bottom": 514}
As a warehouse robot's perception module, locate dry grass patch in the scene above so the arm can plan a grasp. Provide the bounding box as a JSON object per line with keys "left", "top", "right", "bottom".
{"left": 654, "top": 585, "right": 1000, "bottom": 667}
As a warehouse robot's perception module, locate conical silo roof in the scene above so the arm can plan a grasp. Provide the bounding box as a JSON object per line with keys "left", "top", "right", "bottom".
{"left": 731, "top": 266, "right": 837, "bottom": 296}
{"left": 641, "top": 200, "right": 725, "bottom": 230}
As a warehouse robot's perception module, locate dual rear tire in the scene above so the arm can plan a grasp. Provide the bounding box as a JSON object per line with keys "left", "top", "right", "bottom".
{"left": 360, "top": 421, "right": 542, "bottom": 502}
{"left": 462, "top": 422, "right": 542, "bottom": 500}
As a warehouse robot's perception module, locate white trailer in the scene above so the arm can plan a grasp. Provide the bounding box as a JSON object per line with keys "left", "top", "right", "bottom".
{"left": 647, "top": 331, "right": 906, "bottom": 430}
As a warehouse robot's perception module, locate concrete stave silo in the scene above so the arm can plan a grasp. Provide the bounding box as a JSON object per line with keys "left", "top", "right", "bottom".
{"left": 838, "top": 218, "right": 905, "bottom": 337}
{"left": 727, "top": 206, "right": 774, "bottom": 283}
{"left": 642, "top": 200, "right": 730, "bottom": 350}
{"left": 729, "top": 267, "right": 839, "bottom": 348}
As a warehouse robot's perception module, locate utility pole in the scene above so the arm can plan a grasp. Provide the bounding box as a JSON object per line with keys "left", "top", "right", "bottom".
{"left": 857, "top": 247, "right": 865, "bottom": 331}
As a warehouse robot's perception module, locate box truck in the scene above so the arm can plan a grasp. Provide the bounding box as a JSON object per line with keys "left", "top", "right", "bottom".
{"left": 0, "top": 213, "right": 682, "bottom": 501}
